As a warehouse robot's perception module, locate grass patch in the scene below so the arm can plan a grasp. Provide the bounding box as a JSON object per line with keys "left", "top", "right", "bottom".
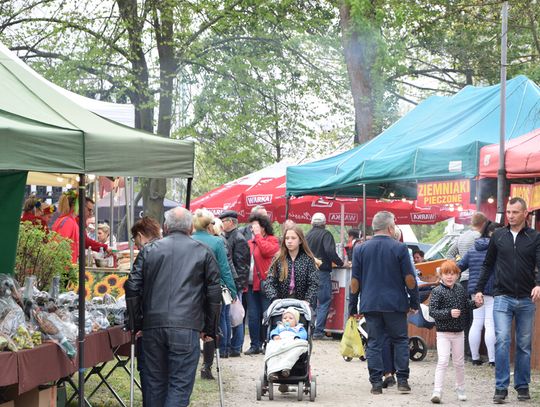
{"left": 66, "top": 358, "right": 220, "bottom": 406}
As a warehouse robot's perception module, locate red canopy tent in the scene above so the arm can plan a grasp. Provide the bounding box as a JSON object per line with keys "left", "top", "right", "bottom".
{"left": 479, "top": 128, "right": 540, "bottom": 178}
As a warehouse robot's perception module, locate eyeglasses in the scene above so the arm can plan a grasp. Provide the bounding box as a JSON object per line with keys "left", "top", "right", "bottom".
{"left": 86, "top": 206, "right": 95, "bottom": 214}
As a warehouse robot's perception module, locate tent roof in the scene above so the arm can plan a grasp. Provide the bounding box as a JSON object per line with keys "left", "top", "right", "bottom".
{"left": 287, "top": 76, "right": 540, "bottom": 198}
{"left": 0, "top": 43, "right": 194, "bottom": 178}
{"left": 479, "top": 128, "right": 540, "bottom": 178}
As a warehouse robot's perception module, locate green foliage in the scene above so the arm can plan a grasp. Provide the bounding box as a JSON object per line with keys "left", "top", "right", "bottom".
{"left": 15, "top": 222, "right": 77, "bottom": 292}
{"left": 411, "top": 221, "right": 448, "bottom": 244}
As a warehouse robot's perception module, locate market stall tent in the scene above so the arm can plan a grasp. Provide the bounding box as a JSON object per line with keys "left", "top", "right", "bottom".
{"left": 286, "top": 76, "right": 540, "bottom": 198}
{"left": 479, "top": 128, "right": 540, "bottom": 178}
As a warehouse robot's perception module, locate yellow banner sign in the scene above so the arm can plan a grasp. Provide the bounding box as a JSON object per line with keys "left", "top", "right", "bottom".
{"left": 417, "top": 179, "right": 470, "bottom": 206}
{"left": 512, "top": 183, "right": 540, "bottom": 211}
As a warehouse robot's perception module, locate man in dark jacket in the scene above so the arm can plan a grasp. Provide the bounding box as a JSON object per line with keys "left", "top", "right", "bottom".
{"left": 475, "top": 198, "right": 540, "bottom": 404}
{"left": 351, "top": 211, "right": 418, "bottom": 395}
{"left": 125, "top": 207, "right": 221, "bottom": 407}
{"left": 305, "top": 212, "right": 343, "bottom": 339}
{"left": 220, "top": 210, "right": 250, "bottom": 357}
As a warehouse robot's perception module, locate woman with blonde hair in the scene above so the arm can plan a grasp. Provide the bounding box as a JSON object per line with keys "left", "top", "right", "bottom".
{"left": 97, "top": 223, "right": 117, "bottom": 249}
{"left": 191, "top": 208, "right": 237, "bottom": 378}
{"left": 264, "top": 224, "right": 319, "bottom": 308}
{"left": 52, "top": 190, "right": 79, "bottom": 263}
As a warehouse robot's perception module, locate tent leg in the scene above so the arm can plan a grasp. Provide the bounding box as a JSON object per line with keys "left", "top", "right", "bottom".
{"left": 476, "top": 178, "right": 481, "bottom": 212}
{"left": 362, "top": 184, "right": 366, "bottom": 240}
{"left": 77, "top": 174, "right": 86, "bottom": 407}
{"left": 285, "top": 196, "right": 290, "bottom": 219}
{"left": 185, "top": 178, "right": 193, "bottom": 210}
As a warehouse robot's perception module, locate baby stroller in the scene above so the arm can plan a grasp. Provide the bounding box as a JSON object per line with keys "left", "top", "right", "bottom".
{"left": 346, "top": 304, "right": 434, "bottom": 363}
{"left": 256, "top": 299, "right": 316, "bottom": 402}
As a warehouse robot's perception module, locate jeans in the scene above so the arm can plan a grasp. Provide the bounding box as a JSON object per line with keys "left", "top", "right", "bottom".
{"left": 247, "top": 286, "right": 271, "bottom": 349}
{"left": 364, "top": 312, "right": 409, "bottom": 385}
{"left": 433, "top": 331, "right": 465, "bottom": 392}
{"left": 219, "top": 304, "right": 231, "bottom": 355}
{"left": 231, "top": 292, "right": 245, "bottom": 353}
{"left": 136, "top": 336, "right": 150, "bottom": 407}
{"left": 314, "top": 271, "right": 332, "bottom": 336}
{"left": 143, "top": 327, "right": 200, "bottom": 407}
{"left": 382, "top": 335, "right": 395, "bottom": 375}
{"left": 493, "top": 295, "right": 536, "bottom": 390}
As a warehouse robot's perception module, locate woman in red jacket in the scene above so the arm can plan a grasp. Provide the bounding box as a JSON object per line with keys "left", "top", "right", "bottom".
{"left": 245, "top": 213, "right": 280, "bottom": 355}
{"left": 52, "top": 190, "right": 79, "bottom": 263}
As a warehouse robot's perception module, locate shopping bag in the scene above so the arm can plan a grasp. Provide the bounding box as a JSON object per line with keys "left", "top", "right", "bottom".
{"left": 229, "top": 297, "right": 245, "bottom": 327}
{"left": 340, "top": 317, "right": 365, "bottom": 358}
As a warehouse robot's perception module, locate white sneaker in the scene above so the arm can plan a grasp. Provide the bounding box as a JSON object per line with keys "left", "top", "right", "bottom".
{"left": 456, "top": 388, "right": 467, "bottom": 401}
{"left": 431, "top": 391, "right": 442, "bottom": 403}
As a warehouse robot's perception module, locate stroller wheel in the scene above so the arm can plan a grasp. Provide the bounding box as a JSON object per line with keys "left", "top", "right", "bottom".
{"left": 297, "top": 381, "right": 304, "bottom": 401}
{"left": 343, "top": 356, "right": 353, "bottom": 362}
{"left": 256, "top": 380, "right": 262, "bottom": 401}
{"left": 268, "top": 381, "right": 274, "bottom": 400}
{"left": 409, "top": 336, "right": 428, "bottom": 361}
{"left": 309, "top": 377, "right": 317, "bottom": 401}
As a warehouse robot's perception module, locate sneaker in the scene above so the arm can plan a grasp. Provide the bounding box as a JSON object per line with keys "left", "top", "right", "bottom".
{"left": 244, "top": 346, "right": 261, "bottom": 355}
{"left": 370, "top": 384, "right": 383, "bottom": 395}
{"left": 472, "top": 359, "right": 484, "bottom": 366}
{"left": 312, "top": 334, "right": 325, "bottom": 340}
{"left": 456, "top": 388, "right": 467, "bottom": 401}
{"left": 200, "top": 367, "right": 215, "bottom": 380}
{"left": 220, "top": 353, "right": 229, "bottom": 359}
{"left": 398, "top": 380, "right": 411, "bottom": 393}
{"left": 281, "top": 369, "right": 290, "bottom": 378}
{"left": 431, "top": 391, "right": 442, "bottom": 404}
{"left": 382, "top": 375, "right": 396, "bottom": 388}
{"left": 488, "top": 362, "right": 495, "bottom": 367}
{"left": 230, "top": 350, "right": 241, "bottom": 357}
{"left": 493, "top": 388, "right": 508, "bottom": 404}
{"left": 517, "top": 387, "right": 530, "bottom": 401}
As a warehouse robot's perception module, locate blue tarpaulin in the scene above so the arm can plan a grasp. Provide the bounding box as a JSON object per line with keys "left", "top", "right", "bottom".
{"left": 287, "top": 75, "right": 540, "bottom": 198}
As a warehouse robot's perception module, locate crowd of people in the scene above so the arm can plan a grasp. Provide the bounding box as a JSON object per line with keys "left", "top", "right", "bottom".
{"left": 19, "top": 191, "right": 540, "bottom": 407}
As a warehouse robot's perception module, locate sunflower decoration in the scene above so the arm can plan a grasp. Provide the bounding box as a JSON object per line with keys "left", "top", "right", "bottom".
{"left": 73, "top": 285, "right": 91, "bottom": 299}
{"left": 84, "top": 271, "right": 94, "bottom": 287}
{"left": 93, "top": 281, "right": 111, "bottom": 297}
{"left": 104, "top": 273, "right": 121, "bottom": 288}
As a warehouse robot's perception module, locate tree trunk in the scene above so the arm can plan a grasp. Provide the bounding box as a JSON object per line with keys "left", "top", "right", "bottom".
{"left": 339, "top": 3, "right": 376, "bottom": 145}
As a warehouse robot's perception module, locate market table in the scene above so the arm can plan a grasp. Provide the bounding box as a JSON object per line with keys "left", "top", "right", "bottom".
{"left": 0, "top": 352, "right": 17, "bottom": 387}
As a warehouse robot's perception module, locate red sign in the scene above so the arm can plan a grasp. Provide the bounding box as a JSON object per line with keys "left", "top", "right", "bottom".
{"left": 417, "top": 179, "right": 470, "bottom": 206}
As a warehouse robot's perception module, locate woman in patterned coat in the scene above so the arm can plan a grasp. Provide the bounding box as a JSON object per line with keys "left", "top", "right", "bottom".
{"left": 264, "top": 224, "right": 320, "bottom": 308}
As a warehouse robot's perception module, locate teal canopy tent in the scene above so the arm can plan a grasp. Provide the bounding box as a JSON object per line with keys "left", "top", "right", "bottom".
{"left": 286, "top": 76, "right": 540, "bottom": 198}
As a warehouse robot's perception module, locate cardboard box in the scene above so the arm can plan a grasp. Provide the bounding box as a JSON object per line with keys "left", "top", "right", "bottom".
{"left": 14, "top": 387, "right": 56, "bottom": 407}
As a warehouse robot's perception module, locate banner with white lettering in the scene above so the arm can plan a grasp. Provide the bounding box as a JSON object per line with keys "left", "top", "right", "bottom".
{"left": 417, "top": 179, "right": 471, "bottom": 206}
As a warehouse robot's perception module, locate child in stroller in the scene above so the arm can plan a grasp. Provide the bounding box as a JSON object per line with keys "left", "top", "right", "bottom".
{"left": 256, "top": 299, "right": 316, "bottom": 402}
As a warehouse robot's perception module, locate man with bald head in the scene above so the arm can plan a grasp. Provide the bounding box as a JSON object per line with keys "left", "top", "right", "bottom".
{"left": 351, "top": 211, "right": 419, "bottom": 395}
{"left": 125, "top": 207, "right": 222, "bottom": 407}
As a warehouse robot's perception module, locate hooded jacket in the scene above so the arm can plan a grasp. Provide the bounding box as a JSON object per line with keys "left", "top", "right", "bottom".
{"left": 458, "top": 238, "right": 495, "bottom": 296}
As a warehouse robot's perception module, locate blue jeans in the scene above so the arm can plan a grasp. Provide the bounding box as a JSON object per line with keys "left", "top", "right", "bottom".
{"left": 136, "top": 337, "right": 150, "bottom": 407}
{"left": 493, "top": 295, "right": 536, "bottom": 390}
{"left": 231, "top": 292, "right": 244, "bottom": 353}
{"left": 382, "top": 335, "right": 395, "bottom": 375}
{"left": 143, "top": 327, "right": 200, "bottom": 407}
{"left": 247, "top": 286, "right": 270, "bottom": 349}
{"left": 314, "top": 271, "right": 332, "bottom": 336}
{"left": 219, "top": 304, "right": 231, "bottom": 355}
{"left": 364, "top": 312, "right": 409, "bottom": 385}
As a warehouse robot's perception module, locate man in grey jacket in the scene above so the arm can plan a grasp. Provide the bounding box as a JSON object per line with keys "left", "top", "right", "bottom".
{"left": 125, "top": 207, "right": 221, "bottom": 407}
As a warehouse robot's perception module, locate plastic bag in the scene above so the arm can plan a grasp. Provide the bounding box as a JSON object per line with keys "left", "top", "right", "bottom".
{"left": 340, "top": 317, "right": 365, "bottom": 359}
{"left": 33, "top": 309, "right": 76, "bottom": 358}
{"left": 229, "top": 297, "right": 245, "bottom": 327}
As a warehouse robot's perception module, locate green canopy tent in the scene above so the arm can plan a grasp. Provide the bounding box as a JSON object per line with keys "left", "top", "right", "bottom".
{"left": 286, "top": 76, "right": 540, "bottom": 199}
{"left": 0, "top": 43, "right": 194, "bottom": 404}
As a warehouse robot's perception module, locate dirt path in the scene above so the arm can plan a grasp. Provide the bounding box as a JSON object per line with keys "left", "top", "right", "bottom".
{"left": 210, "top": 340, "right": 538, "bottom": 407}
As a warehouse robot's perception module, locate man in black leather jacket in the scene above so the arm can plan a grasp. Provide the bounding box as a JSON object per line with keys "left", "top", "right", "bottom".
{"left": 125, "top": 207, "right": 221, "bottom": 407}
{"left": 220, "top": 210, "right": 250, "bottom": 357}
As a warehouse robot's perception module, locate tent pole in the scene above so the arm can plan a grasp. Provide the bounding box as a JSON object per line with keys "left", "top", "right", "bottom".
{"left": 77, "top": 174, "right": 86, "bottom": 407}
{"left": 476, "top": 178, "right": 481, "bottom": 212}
{"left": 362, "top": 184, "right": 366, "bottom": 240}
{"left": 340, "top": 201, "right": 345, "bottom": 247}
{"left": 110, "top": 182, "right": 114, "bottom": 247}
{"left": 185, "top": 178, "right": 193, "bottom": 210}
{"left": 94, "top": 177, "right": 99, "bottom": 226}
{"left": 496, "top": 1, "right": 508, "bottom": 222}
{"left": 285, "top": 196, "right": 290, "bottom": 219}
{"left": 126, "top": 179, "right": 134, "bottom": 268}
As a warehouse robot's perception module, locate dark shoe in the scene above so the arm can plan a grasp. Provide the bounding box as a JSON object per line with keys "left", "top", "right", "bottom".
{"left": 472, "top": 359, "right": 484, "bottom": 366}
{"left": 312, "top": 334, "right": 324, "bottom": 340}
{"left": 493, "top": 388, "right": 508, "bottom": 404}
{"left": 200, "top": 367, "right": 215, "bottom": 380}
{"left": 489, "top": 362, "right": 495, "bottom": 367}
{"left": 220, "top": 353, "right": 229, "bottom": 359}
{"left": 397, "top": 380, "right": 411, "bottom": 393}
{"left": 281, "top": 369, "right": 290, "bottom": 378}
{"left": 370, "top": 384, "right": 383, "bottom": 395}
{"left": 244, "top": 346, "right": 261, "bottom": 355}
{"left": 268, "top": 372, "right": 279, "bottom": 381}
{"left": 382, "top": 375, "right": 396, "bottom": 388}
{"left": 278, "top": 384, "right": 289, "bottom": 393}
{"left": 230, "top": 351, "right": 241, "bottom": 357}
{"left": 517, "top": 387, "right": 530, "bottom": 401}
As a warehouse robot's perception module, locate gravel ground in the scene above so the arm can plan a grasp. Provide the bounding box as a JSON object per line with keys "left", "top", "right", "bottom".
{"left": 207, "top": 339, "right": 539, "bottom": 407}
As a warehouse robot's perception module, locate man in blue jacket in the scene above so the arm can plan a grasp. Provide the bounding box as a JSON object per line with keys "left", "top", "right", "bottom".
{"left": 351, "top": 211, "right": 419, "bottom": 395}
